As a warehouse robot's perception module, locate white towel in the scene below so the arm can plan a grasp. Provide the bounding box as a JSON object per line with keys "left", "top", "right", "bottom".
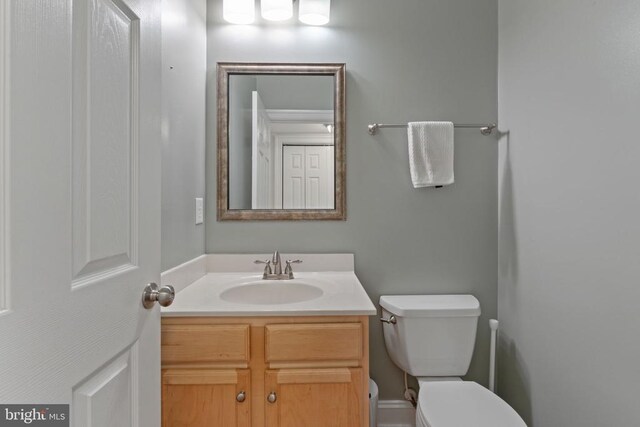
{"left": 407, "top": 121, "right": 454, "bottom": 188}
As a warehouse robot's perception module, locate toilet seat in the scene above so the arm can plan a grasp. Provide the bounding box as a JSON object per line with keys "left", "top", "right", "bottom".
{"left": 416, "top": 381, "right": 526, "bottom": 427}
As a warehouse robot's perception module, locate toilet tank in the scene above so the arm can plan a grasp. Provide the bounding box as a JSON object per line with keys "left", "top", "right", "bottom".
{"left": 380, "top": 295, "right": 481, "bottom": 377}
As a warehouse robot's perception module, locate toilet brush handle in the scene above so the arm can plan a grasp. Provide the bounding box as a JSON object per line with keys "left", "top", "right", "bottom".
{"left": 489, "top": 319, "right": 499, "bottom": 393}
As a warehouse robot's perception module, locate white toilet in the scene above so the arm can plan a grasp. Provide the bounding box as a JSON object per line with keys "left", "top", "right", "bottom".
{"left": 380, "top": 295, "right": 526, "bottom": 427}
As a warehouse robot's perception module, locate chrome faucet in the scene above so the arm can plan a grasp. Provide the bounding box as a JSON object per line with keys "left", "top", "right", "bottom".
{"left": 272, "top": 250, "right": 283, "bottom": 276}
{"left": 254, "top": 250, "right": 302, "bottom": 280}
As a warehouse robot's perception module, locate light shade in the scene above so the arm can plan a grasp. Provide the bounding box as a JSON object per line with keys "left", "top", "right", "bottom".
{"left": 223, "top": 0, "right": 255, "bottom": 24}
{"left": 298, "top": 0, "right": 330, "bottom": 25}
{"left": 261, "top": 0, "right": 293, "bottom": 21}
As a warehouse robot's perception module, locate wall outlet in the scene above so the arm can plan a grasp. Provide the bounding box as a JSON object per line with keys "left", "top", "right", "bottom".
{"left": 195, "top": 198, "right": 204, "bottom": 225}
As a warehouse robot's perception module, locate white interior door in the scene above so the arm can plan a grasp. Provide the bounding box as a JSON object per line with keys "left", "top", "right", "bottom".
{"left": 283, "top": 146, "right": 334, "bottom": 209}
{"left": 0, "top": 1, "right": 162, "bottom": 426}
{"left": 251, "top": 91, "right": 273, "bottom": 209}
{"left": 304, "top": 145, "right": 333, "bottom": 209}
{"left": 282, "top": 146, "right": 306, "bottom": 209}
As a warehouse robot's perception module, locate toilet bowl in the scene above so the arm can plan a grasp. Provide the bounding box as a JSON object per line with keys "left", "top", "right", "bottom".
{"left": 416, "top": 379, "right": 525, "bottom": 427}
{"left": 379, "top": 295, "right": 525, "bottom": 427}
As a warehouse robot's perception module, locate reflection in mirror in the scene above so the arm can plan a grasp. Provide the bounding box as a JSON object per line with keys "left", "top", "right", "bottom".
{"left": 228, "top": 75, "right": 335, "bottom": 210}
{"left": 217, "top": 63, "right": 345, "bottom": 221}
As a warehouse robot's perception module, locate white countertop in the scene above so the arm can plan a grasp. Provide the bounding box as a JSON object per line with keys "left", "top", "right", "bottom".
{"left": 161, "top": 254, "right": 377, "bottom": 317}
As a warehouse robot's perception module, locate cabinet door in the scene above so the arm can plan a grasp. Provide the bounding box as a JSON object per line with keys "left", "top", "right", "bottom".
{"left": 162, "top": 369, "right": 250, "bottom": 427}
{"left": 265, "top": 368, "right": 365, "bottom": 427}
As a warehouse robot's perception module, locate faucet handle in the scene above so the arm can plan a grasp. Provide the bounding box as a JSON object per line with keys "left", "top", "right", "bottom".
{"left": 284, "top": 259, "right": 302, "bottom": 278}
{"left": 254, "top": 259, "right": 272, "bottom": 278}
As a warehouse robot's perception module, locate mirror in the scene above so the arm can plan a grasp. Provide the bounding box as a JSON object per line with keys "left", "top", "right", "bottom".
{"left": 217, "top": 63, "right": 345, "bottom": 221}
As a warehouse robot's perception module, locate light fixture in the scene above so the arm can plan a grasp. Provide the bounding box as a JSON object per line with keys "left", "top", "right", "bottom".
{"left": 223, "top": 0, "right": 255, "bottom": 24}
{"left": 261, "top": 0, "right": 293, "bottom": 21}
{"left": 298, "top": 0, "right": 330, "bottom": 25}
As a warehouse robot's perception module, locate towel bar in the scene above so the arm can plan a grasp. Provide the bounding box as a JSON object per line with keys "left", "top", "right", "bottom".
{"left": 368, "top": 123, "right": 496, "bottom": 136}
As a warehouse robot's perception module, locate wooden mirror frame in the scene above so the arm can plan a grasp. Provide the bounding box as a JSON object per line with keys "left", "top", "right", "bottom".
{"left": 217, "top": 63, "right": 346, "bottom": 221}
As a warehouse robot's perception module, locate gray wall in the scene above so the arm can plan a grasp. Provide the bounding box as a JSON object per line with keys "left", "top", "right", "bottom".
{"left": 498, "top": 1, "right": 640, "bottom": 425}
{"left": 256, "top": 75, "right": 333, "bottom": 110}
{"left": 228, "top": 76, "right": 256, "bottom": 209}
{"left": 161, "top": 0, "right": 206, "bottom": 270}
{"left": 207, "top": 0, "right": 498, "bottom": 399}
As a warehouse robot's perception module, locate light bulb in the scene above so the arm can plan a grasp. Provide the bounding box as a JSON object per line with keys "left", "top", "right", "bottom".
{"left": 298, "top": 0, "right": 330, "bottom": 25}
{"left": 261, "top": 0, "right": 293, "bottom": 21}
{"left": 223, "top": 0, "right": 255, "bottom": 24}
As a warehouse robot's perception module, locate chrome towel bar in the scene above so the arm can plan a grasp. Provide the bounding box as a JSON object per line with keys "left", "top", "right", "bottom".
{"left": 368, "top": 122, "right": 496, "bottom": 136}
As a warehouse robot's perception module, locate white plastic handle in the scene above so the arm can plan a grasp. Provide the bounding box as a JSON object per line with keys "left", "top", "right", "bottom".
{"left": 489, "top": 319, "right": 499, "bottom": 393}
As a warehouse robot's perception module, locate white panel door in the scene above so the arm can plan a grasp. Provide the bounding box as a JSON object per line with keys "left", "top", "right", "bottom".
{"left": 327, "top": 146, "right": 335, "bottom": 209}
{"left": 0, "top": 1, "right": 162, "bottom": 426}
{"left": 283, "top": 146, "right": 334, "bottom": 209}
{"left": 304, "top": 145, "right": 333, "bottom": 209}
{"left": 282, "top": 146, "right": 306, "bottom": 209}
{"left": 251, "top": 91, "right": 273, "bottom": 209}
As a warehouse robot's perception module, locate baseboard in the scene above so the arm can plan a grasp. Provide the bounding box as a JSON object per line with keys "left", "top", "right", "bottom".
{"left": 161, "top": 254, "right": 207, "bottom": 293}
{"left": 377, "top": 400, "right": 416, "bottom": 427}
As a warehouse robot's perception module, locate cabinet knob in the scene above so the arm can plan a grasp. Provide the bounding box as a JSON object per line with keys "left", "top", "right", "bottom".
{"left": 267, "top": 391, "right": 277, "bottom": 403}
{"left": 236, "top": 391, "right": 246, "bottom": 403}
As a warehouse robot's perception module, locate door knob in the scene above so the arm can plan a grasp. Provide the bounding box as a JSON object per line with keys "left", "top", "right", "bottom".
{"left": 236, "top": 391, "right": 246, "bottom": 403}
{"left": 267, "top": 391, "right": 277, "bottom": 403}
{"left": 142, "top": 283, "right": 175, "bottom": 309}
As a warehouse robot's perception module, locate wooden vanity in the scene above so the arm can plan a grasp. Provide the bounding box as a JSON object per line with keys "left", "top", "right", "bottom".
{"left": 161, "top": 315, "right": 370, "bottom": 427}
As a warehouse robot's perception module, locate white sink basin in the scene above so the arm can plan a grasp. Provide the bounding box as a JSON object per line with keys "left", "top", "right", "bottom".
{"left": 219, "top": 280, "right": 324, "bottom": 305}
{"left": 161, "top": 254, "right": 377, "bottom": 316}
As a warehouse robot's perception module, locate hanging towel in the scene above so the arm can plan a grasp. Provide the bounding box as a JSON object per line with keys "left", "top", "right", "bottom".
{"left": 407, "top": 121, "right": 454, "bottom": 188}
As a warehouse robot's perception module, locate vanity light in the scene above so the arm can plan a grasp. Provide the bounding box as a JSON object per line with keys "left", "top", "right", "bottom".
{"left": 298, "top": 0, "right": 330, "bottom": 25}
{"left": 223, "top": 0, "right": 255, "bottom": 24}
{"left": 261, "top": 0, "right": 293, "bottom": 21}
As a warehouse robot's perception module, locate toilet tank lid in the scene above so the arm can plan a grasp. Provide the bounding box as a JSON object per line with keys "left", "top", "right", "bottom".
{"left": 379, "top": 295, "right": 481, "bottom": 317}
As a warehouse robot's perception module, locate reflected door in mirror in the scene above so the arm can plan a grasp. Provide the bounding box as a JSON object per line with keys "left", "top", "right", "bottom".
{"left": 283, "top": 146, "right": 334, "bottom": 209}
{"left": 252, "top": 91, "right": 273, "bottom": 209}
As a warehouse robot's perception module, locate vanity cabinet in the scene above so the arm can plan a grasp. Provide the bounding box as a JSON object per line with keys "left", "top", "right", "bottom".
{"left": 162, "top": 369, "right": 251, "bottom": 427}
{"left": 161, "top": 316, "right": 369, "bottom": 427}
{"left": 161, "top": 323, "right": 252, "bottom": 427}
{"left": 264, "top": 368, "right": 364, "bottom": 427}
